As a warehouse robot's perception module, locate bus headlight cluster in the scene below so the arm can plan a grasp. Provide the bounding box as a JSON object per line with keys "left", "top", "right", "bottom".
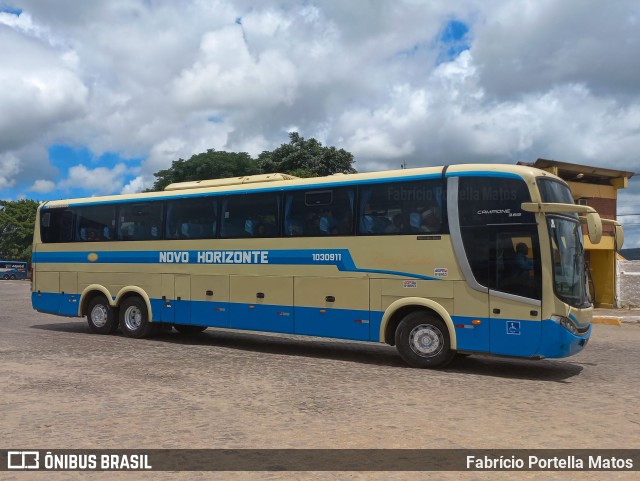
{"left": 551, "top": 315, "right": 579, "bottom": 335}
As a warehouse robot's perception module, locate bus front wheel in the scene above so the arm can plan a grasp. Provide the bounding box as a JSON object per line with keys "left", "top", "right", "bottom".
{"left": 87, "top": 296, "right": 118, "bottom": 334}
{"left": 395, "top": 311, "right": 455, "bottom": 368}
{"left": 119, "top": 297, "right": 153, "bottom": 339}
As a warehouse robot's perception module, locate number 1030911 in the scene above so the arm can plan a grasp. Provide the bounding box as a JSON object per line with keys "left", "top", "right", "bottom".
{"left": 312, "top": 253, "right": 342, "bottom": 262}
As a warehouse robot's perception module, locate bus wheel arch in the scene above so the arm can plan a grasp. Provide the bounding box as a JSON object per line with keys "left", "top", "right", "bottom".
{"left": 380, "top": 298, "right": 457, "bottom": 351}
{"left": 115, "top": 288, "right": 154, "bottom": 339}
{"left": 80, "top": 285, "right": 115, "bottom": 317}
{"left": 114, "top": 287, "right": 153, "bottom": 321}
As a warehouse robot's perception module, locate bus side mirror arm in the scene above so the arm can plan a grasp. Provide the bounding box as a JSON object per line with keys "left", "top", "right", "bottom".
{"left": 521, "top": 202, "right": 603, "bottom": 245}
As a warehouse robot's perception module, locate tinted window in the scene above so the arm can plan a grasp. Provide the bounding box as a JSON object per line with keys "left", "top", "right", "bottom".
{"left": 458, "top": 177, "right": 534, "bottom": 226}
{"left": 118, "top": 202, "right": 163, "bottom": 241}
{"left": 358, "top": 179, "right": 444, "bottom": 235}
{"left": 166, "top": 197, "right": 217, "bottom": 239}
{"left": 221, "top": 193, "right": 280, "bottom": 238}
{"left": 75, "top": 205, "right": 116, "bottom": 242}
{"left": 458, "top": 177, "right": 541, "bottom": 299}
{"left": 284, "top": 188, "right": 354, "bottom": 236}
{"left": 537, "top": 178, "right": 575, "bottom": 204}
{"left": 40, "top": 208, "right": 74, "bottom": 243}
{"left": 490, "top": 227, "right": 542, "bottom": 299}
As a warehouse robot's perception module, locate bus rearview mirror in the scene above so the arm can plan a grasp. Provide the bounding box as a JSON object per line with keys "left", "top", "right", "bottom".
{"left": 585, "top": 212, "right": 602, "bottom": 245}
{"left": 614, "top": 224, "right": 624, "bottom": 252}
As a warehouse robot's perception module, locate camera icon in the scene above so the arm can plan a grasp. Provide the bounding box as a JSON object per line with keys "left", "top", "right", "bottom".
{"left": 7, "top": 451, "right": 40, "bottom": 469}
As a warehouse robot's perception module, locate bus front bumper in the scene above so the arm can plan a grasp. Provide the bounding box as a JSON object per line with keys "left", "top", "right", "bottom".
{"left": 533, "top": 319, "right": 592, "bottom": 359}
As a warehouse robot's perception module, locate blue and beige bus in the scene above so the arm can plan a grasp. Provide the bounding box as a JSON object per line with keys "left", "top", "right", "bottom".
{"left": 31, "top": 164, "right": 622, "bottom": 368}
{"left": 1, "top": 260, "right": 28, "bottom": 280}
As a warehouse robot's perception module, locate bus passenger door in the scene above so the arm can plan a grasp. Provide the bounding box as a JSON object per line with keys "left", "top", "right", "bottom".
{"left": 190, "top": 275, "right": 230, "bottom": 327}
{"left": 488, "top": 227, "right": 542, "bottom": 357}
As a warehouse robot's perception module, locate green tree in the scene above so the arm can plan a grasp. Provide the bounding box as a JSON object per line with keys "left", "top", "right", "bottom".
{"left": 0, "top": 199, "right": 39, "bottom": 263}
{"left": 149, "top": 150, "right": 260, "bottom": 191}
{"left": 257, "top": 132, "right": 357, "bottom": 177}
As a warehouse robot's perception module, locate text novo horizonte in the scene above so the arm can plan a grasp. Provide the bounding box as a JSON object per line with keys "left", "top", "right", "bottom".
{"left": 159, "top": 250, "right": 269, "bottom": 264}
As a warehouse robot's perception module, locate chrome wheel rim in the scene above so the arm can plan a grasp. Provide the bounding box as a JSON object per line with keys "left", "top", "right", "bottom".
{"left": 409, "top": 324, "right": 443, "bottom": 357}
{"left": 91, "top": 304, "right": 109, "bottom": 328}
{"left": 124, "top": 305, "right": 143, "bottom": 331}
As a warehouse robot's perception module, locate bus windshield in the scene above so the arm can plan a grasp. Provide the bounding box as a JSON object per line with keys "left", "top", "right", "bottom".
{"left": 548, "top": 216, "right": 590, "bottom": 308}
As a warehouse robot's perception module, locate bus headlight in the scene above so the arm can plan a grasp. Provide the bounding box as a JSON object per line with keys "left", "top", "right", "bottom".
{"left": 551, "top": 315, "right": 579, "bottom": 335}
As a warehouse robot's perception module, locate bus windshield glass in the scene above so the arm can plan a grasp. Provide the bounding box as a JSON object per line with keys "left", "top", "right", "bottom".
{"left": 548, "top": 216, "right": 589, "bottom": 308}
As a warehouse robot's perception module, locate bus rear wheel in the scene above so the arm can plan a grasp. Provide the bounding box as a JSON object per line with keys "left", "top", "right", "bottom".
{"left": 9, "top": 274, "right": 16, "bottom": 280}
{"left": 395, "top": 311, "right": 455, "bottom": 368}
{"left": 2, "top": 274, "right": 8, "bottom": 280}
{"left": 119, "top": 297, "right": 153, "bottom": 339}
{"left": 87, "top": 296, "right": 118, "bottom": 334}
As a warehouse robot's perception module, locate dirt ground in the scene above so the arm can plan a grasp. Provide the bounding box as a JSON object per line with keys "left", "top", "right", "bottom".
{"left": 1, "top": 280, "right": 639, "bottom": 480}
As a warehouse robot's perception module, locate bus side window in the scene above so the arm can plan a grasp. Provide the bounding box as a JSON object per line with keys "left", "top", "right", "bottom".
{"left": 41, "top": 208, "right": 74, "bottom": 243}
{"left": 358, "top": 179, "right": 443, "bottom": 235}
{"left": 220, "top": 193, "right": 280, "bottom": 239}
{"left": 117, "top": 203, "right": 163, "bottom": 241}
{"left": 284, "top": 188, "right": 354, "bottom": 237}
{"left": 166, "top": 197, "right": 217, "bottom": 239}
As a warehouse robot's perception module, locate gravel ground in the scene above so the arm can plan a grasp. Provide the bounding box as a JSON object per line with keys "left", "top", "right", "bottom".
{"left": 1, "top": 280, "right": 639, "bottom": 480}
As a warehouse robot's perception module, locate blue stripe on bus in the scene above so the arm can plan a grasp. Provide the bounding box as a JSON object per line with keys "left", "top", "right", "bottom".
{"left": 32, "top": 291, "right": 384, "bottom": 342}
{"left": 32, "top": 292, "right": 60, "bottom": 314}
{"left": 453, "top": 316, "right": 590, "bottom": 358}
{"left": 32, "top": 249, "right": 441, "bottom": 280}
{"left": 535, "top": 319, "right": 591, "bottom": 358}
{"left": 32, "top": 291, "right": 590, "bottom": 358}
{"left": 293, "top": 306, "right": 370, "bottom": 341}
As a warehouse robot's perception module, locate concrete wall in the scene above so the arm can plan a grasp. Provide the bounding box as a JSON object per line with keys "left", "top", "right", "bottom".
{"left": 617, "top": 260, "right": 640, "bottom": 308}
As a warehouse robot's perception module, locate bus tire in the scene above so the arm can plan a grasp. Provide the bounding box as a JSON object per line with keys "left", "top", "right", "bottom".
{"left": 174, "top": 324, "right": 207, "bottom": 335}
{"left": 119, "top": 296, "right": 153, "bottom": 339}
{"left": 87, "top": 296, "right": 119, "bottom": 334}
{"left": 9, "top": 274, "right": 16, "bottom": 280}
{"left": 395, "top": 311, "right": 455, "bottom": 368}
{"left": 2, "top": 274, "right": 8, "bottom": 280}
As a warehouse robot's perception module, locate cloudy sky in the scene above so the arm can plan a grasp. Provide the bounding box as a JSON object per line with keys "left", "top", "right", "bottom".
{"left": 1, "top": 0, "right": 640, "bottom": 245}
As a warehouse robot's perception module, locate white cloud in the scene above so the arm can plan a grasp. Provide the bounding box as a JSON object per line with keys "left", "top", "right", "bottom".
{"left": 472, "top": 0, "right": 640, "bottom": 98}
{"left": 121, "top": 176, "right": 150, "bottom": 195}
{"left": 0, "top": 17, "right": 88, "bottom": 155}
{"left": 29, "top": 179, "right": 56, "bottom": 193}
{"left": 0, "top": 0, "right": 639, "bottom": 221}
{"left": 0, "top": 153, "right": 21, "bottom": 189}
{"left": 59, "top": 164, "right": 128, "bottom": 196}
{"left": 173, "top": 26, "right": 298, "bottom": 110}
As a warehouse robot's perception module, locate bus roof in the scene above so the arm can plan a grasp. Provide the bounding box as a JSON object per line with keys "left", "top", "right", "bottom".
{"left": 40, "top": 163, "right": 562, "bottom": 208}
